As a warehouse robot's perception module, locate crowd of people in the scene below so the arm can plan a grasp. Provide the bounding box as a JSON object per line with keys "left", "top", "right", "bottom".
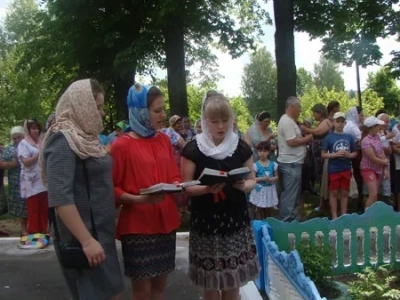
{"left": 0, "top": 78, "right": 398, "bottom": 300}
{"left": 279, "top": 99, "right": 399, "bottom": 221}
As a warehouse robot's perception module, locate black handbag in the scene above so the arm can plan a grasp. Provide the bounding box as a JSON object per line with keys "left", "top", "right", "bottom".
{"left": 52, "top": 161, "right": 98, "bottom": 269}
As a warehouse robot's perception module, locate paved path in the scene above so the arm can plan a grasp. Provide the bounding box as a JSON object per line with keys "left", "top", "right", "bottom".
{"left": 0, "top": 235, "right": 262, "bottom": 300}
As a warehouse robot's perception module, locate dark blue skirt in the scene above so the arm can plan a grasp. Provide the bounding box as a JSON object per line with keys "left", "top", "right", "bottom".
{"left": 120, "top": 231, "right": 176, "bottom": 280}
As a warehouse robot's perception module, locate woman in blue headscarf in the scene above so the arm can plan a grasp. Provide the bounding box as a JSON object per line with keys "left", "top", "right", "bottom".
{"left": 110, "top": 83, "right": 181, "bottom": 300}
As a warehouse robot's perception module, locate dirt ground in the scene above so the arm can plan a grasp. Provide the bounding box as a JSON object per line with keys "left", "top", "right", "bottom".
{"left": 0, "top": 215, "right": 20, "bottom": 237}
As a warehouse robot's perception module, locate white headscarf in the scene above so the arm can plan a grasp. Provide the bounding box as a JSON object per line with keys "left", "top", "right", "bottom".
{"left": 346, "top": 107, "right": 360, "bottom": 126}
{"left": 196, "top": 92, "right": 239, "bottom": 160}
{"left": 10, "top": 126, "right": 24, "bottom": 137}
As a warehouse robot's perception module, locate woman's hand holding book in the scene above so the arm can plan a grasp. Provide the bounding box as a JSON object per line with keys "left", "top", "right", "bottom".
{"left": 133, "top": 194, "right": 166, "bottom": 205}
{"left": 206, "top": 183, "right": 225, "bottom": 194}
{"left": 233, "top": 180, "right": 246, "bottom": 191}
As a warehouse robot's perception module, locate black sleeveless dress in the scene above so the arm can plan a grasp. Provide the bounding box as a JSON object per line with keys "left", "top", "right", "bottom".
{"left": 182, "top": 139, "right": 260, "bottom": 291}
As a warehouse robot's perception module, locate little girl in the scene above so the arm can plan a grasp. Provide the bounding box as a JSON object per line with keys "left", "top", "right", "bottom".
{"left": 249, "top": 141, "right": 279, "bottom": 219}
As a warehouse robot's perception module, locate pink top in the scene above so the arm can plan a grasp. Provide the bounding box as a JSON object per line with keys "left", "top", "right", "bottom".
{"left": 360, "top": 134, "right": 385, "bottom": 175}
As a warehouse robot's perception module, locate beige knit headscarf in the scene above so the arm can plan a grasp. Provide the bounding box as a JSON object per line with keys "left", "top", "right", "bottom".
{"left": 40, "top": 79, "right": 106, "bottom": 181}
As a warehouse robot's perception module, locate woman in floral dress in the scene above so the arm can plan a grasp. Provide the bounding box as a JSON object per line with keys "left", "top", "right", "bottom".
{"left": 18, "top": 119, "right": 48, "bottom": 234}
{"left": 1, "top": 126, "right": 27, "bottom": 235}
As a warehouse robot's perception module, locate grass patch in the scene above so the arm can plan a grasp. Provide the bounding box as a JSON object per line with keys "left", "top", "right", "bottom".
{"left": 0, "top": 213, "right": 15, "bottom": 220}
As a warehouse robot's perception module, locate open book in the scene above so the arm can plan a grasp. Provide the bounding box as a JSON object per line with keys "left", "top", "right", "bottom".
{"left": 140, "top": 181, "right": 200, "bottom": 195}
{"left": 198, "top": 167, "right": 251, "bottom": 186}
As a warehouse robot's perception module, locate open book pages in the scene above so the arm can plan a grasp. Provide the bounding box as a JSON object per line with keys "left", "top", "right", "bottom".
{"left": 198, "top": 167, "right": 251, "bottom": 186}
{"left": 139, "top": 181, "right": 200, "bottom": 195}
{"left": 228, "top": 167, "right": 251, "bottom": 178}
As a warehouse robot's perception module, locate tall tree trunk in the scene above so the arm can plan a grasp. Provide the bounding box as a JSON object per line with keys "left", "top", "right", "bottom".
{"left": 273, "top": 0, "right": 297, "bottom": 119}
{"left": 113, "top": 71, "right": 136, "bottom": 122}
{"left": 164, "top": 16, "right": 188, "bottom": 117}
{"left": 355, "top": 61, "right": 362, "bottom": 108}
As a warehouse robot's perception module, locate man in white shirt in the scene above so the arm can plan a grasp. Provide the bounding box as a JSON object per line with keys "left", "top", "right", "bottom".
{"left": 277, "top": 97, "right": 313, "bottom": 222}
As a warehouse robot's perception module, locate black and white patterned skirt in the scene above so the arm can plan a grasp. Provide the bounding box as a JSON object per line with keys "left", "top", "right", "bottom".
{"left": 189, "top": 225, "right": 260, "bottom": 291}
{"left": 121, "top": 231, "right": 176, "bottom": 280}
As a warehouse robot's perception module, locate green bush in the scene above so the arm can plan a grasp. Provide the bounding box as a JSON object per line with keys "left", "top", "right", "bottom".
{"left": 296, "top": 238, "right": 334, "bottom": 291}
{"left": 348, "top": 265, "right": 400, "bottom": 300}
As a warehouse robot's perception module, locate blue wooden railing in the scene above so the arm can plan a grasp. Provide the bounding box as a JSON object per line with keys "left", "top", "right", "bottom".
{"left": 253, "top": 220, "right": 325, "bottom": 299}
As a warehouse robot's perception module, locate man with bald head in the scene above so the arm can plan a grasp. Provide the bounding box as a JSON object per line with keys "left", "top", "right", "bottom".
{"left": 277, "top": 97, "right": 313, "bottom": 222}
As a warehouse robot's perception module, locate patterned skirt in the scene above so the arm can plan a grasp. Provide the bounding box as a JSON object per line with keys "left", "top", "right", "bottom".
{"left": 189, "top": 225, "right": 260, "bottom": 291}
{"left": 249, "top": 185, "right": 278, "bottom": 208}
{"left": 8, "top": 196, "right": 27, "bottom": 218}
{"left": 121, "top": 231, "right": 176, "bottom": 280}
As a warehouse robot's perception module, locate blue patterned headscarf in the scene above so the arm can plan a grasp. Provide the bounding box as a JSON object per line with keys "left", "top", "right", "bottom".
{"left": 127, "top": 83, "right": 156, "bottom": 138}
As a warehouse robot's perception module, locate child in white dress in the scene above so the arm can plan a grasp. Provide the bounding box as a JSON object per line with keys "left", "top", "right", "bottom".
{"left": 249, "top": 141, "right": 279, "bottom": 219}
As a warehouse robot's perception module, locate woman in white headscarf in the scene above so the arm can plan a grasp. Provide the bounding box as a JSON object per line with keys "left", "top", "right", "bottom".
{"left": 0, "top": 126, "right": 27, "bottom": 235}
{"left": 41, "top": 79, "right": 124, "bottom": 300}
{"left": 344, "top": 106, "right": 364, "bottom": 142}
{"left": 344, "top": 106, "right": 365, "bottom": 210}
{"left": 181, "top": 90, "right": 259, "bottom": 300}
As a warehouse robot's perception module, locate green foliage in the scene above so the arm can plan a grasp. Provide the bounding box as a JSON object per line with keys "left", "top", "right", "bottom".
{"left": 187, "top": 85, "right": 207, "bottom": 122}
{"left": 367, "top": 67, "right": 400, "bottom": 115}
{"left": 313, "top": 57, "right": 345, "bottom": 92}
{"left": 348, "top": 265, "right": 400, "bottom": 300}
{"left": 0, "top": 0, "right": 61, "bottom": 143}
{"left": 295, "top": 238, "right": 333, "bottom": 291}
{"left": 241, "top": 49, "right": 346, "bottom": 121}
{"left": 300, "top": 87, "right": 384, "bottom": 121}
{"left": 241, "top": 47, "right": 277, "bottom": 119}
{"left": 230, "top": 96, "right": 253, "bottom": 132}
{"left": 0, "top": 49, "right": 57, "bottom": 143}
{"left": 19, "top": 0, "right": 271, "bottom": 117}
{"left": 296, "top": 68, "right": 313, "bottom": 97}
{"left": 156, "top": 80, "right": 252, "bottom": 131}
{"left": 295, "top": 0, "right": 397, "bottom": 68}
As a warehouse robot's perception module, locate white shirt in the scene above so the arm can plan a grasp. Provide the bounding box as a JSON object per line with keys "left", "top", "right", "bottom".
{"left": 277, "top": 114, "right": 305, "bottom": 164}
{"left": 380, "top": 131, "right": 391, "bottom": 154}
{"left": 344, "top": 120, "right": 361, "bottom": 141}
{"left": 17, "top": 139, "right": 47, "bottom": 198}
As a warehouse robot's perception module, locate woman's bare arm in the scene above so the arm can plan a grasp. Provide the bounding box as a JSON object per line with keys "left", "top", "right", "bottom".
{"left": 176, "top": 136, "right": 186, "bottom": 152}
{"left": 56, "top": 205, "right": 93, "bottom": 246}
{"left": 240, "top": 157, "right": 256, "bottom": 193}
{"left": 363, "top": 148, "right": 388, "bottom": 166}
{"left": 180, "top": 157, "right": 210, "bottom": 197}
{"left": 303, "top": 119, "right": 332, "bottom": 136}
{"left": 19, "top": 153, "right": 39, "bottom": 167}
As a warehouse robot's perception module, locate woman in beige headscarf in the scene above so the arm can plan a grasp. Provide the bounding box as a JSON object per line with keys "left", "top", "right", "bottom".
{"left": 41, "top": 79, "right": 124, "bottom": 300}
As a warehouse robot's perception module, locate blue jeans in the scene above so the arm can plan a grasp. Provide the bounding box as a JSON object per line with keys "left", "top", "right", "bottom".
{"left": 279, "top": 162, "right": 302, "bottom": 222}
